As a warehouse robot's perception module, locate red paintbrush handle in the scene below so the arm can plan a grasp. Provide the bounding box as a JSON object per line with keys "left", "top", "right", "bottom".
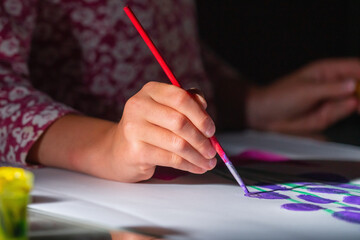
{"left": 123, "top": 5, "right": 250, "bottom": 194}
{"left": 124, "top": 6, "right": 181, "bottom": 88}
{"left": 209, "top": 136, "right": 229, "bottom": 163}
{"left": 124, "top": 5, "right": 229, "bottom": 164}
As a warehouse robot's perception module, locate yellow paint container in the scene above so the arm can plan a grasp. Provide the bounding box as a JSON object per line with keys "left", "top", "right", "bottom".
{"left": 0, "top": 167, "right": 33, "bottom": 240}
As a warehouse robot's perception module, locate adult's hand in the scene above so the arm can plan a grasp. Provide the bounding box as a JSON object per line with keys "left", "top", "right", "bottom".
{"left": 246, "top": 58, "right": 360, "bottom": 133}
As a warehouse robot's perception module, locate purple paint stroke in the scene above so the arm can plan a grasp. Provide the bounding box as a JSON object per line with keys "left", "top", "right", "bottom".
{"left": 282, "top": 203, "right": 323, "bottom": 211}
{"left": 340, "top": 206, "right": 360, "bottom": 212}
{"left": 247, "top": 192, "right": 290, "bottom": 200}
{"left": 297, "top": 194, "right": 336, "bottom": 204}
{"left": 260, "top": 184, "right": 289, "bottom": 191}
{"left": 332, "top": 183, "right": 360, "bottom": 190}
{"left": 332, "top": 211, "right": 360, "bottom": 224}
{"left": 299, "top": 172, "right": 348, "bottom": 183}
{"left": 343, "top": 196, "right": 360, "bottom": 205}
{"left": 307, "top": 187, "right": 348, "bottom": 194}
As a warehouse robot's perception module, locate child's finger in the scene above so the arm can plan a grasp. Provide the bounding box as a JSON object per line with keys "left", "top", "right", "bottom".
{"left": 123, "top": 91, "right": 215, "bottom": 160}
{"left": 138, "top": 99, "right": 215, "bottom": 159}
{"left": 139, "top": 142, "right": 208, "bottom": 174}
{"left": 132, "top": 121, "right": 216, "bottom": 171}
{"left": 144, "top": 82, "right": 216, "bottom": 138}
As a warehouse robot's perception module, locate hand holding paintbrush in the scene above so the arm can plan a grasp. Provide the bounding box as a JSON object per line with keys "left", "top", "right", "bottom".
{"left": 124, "top": 6, "right": 249, "bottom": 194}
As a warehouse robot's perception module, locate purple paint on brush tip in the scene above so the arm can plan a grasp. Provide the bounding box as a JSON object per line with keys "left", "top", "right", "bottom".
{"left": 247, "top": 192, "right": 290, "bottom": 199}
{"left": 282, "top": 203, "right": 323, "bottom": 211}
{"left": 340, "top": 206, "right": 360, "bottom": 212}
{"left": 332, "top": 183, "right": 360, "bottom": 190}
{"left": 297, "top": 194, "right": 336, "bottom": 204}
{"left": 299, "top": 172, "right": 348, "bottom": 183}
{"left": 332, "top": 211, "right": 360, "bottom": 224}
{"left": 307, "top": 187, "right": 348, "bottom": 194}
{"left": 343, "top": 196, "right": 360, "bottom": 205}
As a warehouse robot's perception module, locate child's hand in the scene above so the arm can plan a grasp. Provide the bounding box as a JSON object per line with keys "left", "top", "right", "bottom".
{"left": 27, "top": 82, "right": 217, "bottom": 183}
{"left": 102, "top": 82, "right": 217, "bottom": 182}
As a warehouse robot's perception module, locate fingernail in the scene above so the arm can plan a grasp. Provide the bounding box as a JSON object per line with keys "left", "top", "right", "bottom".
{"left": 205, "top": 119, "right": 216, "bottom": 137}
{"left": 209, "top": 158, "right": 217, "bottom": 169}
{"left": 344, "top": 79, "right": 356, "bottom": 92}
{"left": 207, "top": 146, "right": 216, "bottom": 159}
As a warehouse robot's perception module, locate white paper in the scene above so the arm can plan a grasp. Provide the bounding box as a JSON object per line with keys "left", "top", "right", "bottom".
{"left": 29, "top": 131, "right": 360, "bottom": 240}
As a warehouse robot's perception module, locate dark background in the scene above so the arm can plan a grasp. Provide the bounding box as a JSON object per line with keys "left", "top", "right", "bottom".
{"left": 196, "top": 0, "right": 360, "bottom": 85}
{"left": 196, "top": 0, "right": 360, "bottom": 144}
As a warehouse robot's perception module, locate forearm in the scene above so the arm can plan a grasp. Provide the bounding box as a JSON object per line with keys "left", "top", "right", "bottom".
{"left": 27, "top": 114, "right": 117, "bottom": 175}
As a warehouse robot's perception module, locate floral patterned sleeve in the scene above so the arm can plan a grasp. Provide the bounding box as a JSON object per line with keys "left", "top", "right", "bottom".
{"left": 0, "top": 0, "right": 76, "bottom": 165}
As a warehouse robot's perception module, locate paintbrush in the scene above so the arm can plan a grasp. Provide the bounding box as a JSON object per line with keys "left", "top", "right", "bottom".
{"left": 123, "top": 6, "right": 249, "bottom": 195}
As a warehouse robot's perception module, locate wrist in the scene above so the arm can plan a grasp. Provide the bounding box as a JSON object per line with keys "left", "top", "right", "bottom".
{"left": 70, "top": 118, "right": 117, "bottom": 176}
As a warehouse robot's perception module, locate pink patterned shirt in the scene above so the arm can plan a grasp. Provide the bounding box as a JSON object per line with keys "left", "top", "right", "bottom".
{"left": 0, "top": 0, "right": 215, "bottom": 165}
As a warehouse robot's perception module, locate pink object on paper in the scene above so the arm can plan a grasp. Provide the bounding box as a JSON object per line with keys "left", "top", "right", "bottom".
{"left": 230, "top": 150, "right": 289, "bottom": 165}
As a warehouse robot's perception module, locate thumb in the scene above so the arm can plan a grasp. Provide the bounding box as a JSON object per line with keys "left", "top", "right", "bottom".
{"left": 187, "top": 88, "right": 207, "bottom": 110}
